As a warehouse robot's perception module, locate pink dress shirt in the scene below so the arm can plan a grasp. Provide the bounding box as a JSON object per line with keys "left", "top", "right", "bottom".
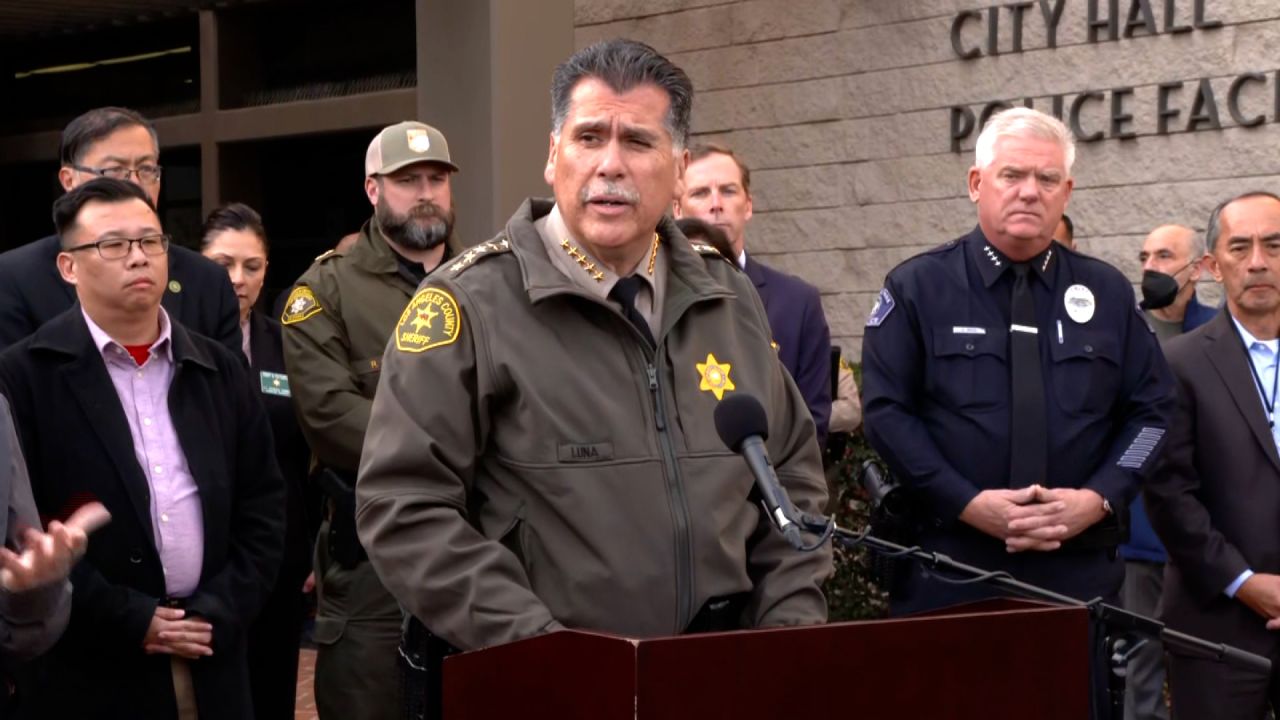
{"left": 82, "top": 308, "right": 204, "bottom": 598}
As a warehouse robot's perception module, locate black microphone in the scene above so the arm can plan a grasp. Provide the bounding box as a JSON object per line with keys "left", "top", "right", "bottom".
{"left": 714, "top": 394, "right": 803, "bottom": 549}
{"left": 858, "top": 460, "right": 910, "bottom": 519}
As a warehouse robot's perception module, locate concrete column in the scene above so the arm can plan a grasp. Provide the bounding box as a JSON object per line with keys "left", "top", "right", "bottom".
{"left": 416, "top": 0, "right": 574, "bottom": 244}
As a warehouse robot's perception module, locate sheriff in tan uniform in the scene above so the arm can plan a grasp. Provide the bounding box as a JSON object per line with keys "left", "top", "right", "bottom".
{"left": 282, "top": 121, "right": 461, "bottom": 720}
{"left": 356, "top": 40, "right": 831, "bottom": 654}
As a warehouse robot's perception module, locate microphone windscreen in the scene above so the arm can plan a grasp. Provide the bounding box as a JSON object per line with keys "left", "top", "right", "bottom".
{"left": 714, "top": 393, "right": 769, "bottom": 451}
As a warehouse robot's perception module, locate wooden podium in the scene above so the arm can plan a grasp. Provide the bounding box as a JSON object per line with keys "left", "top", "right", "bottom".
{"left": 441, "top": 598, "right": 1090, "bottom": 719}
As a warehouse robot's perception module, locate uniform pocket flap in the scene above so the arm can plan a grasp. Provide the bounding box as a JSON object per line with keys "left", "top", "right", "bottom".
{"left": 932, "top": 327, "right": 1006, "bottom": 360}
{"left": 1050, "top": 331, "right": 1119, "bottom": 364}
{"left": 312, "top": 616, "right": 347, "bottom": 645}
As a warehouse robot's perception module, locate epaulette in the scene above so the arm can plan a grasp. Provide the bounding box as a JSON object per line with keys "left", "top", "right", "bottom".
{"left": 886, "top": 237, "right": 960, "bottom": 277}
{"left": 690, "top": 240, "right": 737, "bottom": 268}
{"left": 314, "top": 248, "right": 340, "bottom": 263}
{"left": 446, "top": 236, "right": 512, "bottom": 277}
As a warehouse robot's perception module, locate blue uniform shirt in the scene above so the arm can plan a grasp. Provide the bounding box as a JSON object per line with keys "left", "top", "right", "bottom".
{"left": 861, "top": 227, "right": 1175, "bottom": 528}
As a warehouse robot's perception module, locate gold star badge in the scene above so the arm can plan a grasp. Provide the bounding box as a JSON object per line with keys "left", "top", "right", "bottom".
{"left": 696, "top": 353, "right": 735, "bottom": 401}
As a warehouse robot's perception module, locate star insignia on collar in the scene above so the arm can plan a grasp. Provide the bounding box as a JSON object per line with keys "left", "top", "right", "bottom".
{"left": 983, "top": 245, "right": 1002, "bottom": 267}
{"left": 696, "top": 353, "right": 735, "bottom": 401}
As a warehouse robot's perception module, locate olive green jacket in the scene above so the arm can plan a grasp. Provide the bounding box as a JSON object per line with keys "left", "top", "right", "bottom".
{"left": 281, "top": 220, "right": 458, "bottom": 473}
{"left": 356, "top": 199, "right": 831, "bottom": 651}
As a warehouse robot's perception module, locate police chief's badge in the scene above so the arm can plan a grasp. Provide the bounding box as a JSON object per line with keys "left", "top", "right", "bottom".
{"left": 696, "top": 353, "right": 735, "bottom": 401}
{"left": 866, "top": 288, "right": 895, "bottom": 327}
{"left": 1064, "top": 284, "right": 1096, "bottom": 324}
{"left": 395, "top": 287, "right": 461, "bottom": 353}
{"left": 281, "top": 286, "right": 322, "bottom": 325}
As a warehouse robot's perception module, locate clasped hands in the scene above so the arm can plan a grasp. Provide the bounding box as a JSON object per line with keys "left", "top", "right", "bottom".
{"left": 959, "top": 485, "right": 1107, "bottom": 553}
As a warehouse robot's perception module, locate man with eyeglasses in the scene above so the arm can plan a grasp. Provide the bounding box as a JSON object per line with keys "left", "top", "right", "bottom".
{"left": 0, "top": 177, "right": 284, "bottom": 718}
{"left": 0, "top": 106, "right": 240, "bottom": 356}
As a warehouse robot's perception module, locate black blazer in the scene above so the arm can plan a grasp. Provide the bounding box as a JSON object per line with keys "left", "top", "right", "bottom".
{"left": 0, "top": 235, "right": 241, "bottom": 355}
{"left": 0, "top": 307, "right": 284, "bottom": 719}
{"left": 1146, "top": 310, "right": 1280, "bottom": 658}
{"left": 743, "top": 254, "right": 832, "bottom": 441}
{"left": 247, "top": 311, "right": 313, "bottom": 583}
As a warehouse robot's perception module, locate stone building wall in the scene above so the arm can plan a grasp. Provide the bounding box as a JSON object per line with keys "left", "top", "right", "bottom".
{"left": 575, "top": 0, "right": 1280, "bottom": 357}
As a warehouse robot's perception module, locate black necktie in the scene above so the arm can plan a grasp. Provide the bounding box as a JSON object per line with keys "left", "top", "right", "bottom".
{"left": 610, "top": 275, "right": 656, "bottom": 348}
{"left": 1009, "top": 263, "right": 1047, "bottom": 488}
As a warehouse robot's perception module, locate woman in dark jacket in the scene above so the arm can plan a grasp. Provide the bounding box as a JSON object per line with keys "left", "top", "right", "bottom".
{"left": 202, "top": 203, "right": 312, "bottom": 719}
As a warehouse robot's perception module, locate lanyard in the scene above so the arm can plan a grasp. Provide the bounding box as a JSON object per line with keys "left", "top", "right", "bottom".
{"left": 1228, "top": 312, "right": 1279, "bottom": 428}
{"left": 1245, "top": 344, "right": 1280, "bottom": 428}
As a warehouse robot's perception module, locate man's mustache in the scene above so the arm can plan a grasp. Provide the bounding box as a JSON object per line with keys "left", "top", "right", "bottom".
{"left": 579, "top": 182, "right": 640, "bottom": 205}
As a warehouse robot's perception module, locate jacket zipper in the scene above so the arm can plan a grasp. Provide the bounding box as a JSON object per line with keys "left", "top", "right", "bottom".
{"left": 647, "top": 361, "right": 695, "bottom": 631}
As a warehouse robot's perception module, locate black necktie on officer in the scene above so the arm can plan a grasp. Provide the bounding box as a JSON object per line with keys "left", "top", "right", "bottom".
{"left": 610, "top": 275, "right": 655, "bottom": 348}
{"left": 1009, "top": 262, "right": 1047, "bottom": 487}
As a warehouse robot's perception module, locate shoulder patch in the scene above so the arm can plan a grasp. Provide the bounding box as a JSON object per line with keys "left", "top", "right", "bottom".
{"left": 395, "top": 287, "right": 462, "bottom": 353}
{"left": 866, "top": 287, "right": 896, "bottom": 327}
{"left": 447, "top": 237, "right": 512, "bottom": 278}
{"left": 281, "top": 286, "right": 323, "bottom": 325}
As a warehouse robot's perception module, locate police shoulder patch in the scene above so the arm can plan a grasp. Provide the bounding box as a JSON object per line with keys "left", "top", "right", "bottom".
{"left": 866, "top": 287, "right": 895, "bottom": 327}
{"left": 395, "top": 287, "right": 462, "bottom": 353}
{"left": 448, "top": 236, "right": 512, "bottom": 278}
{"left": 281, "top": 286, "right": 322, "bottom": 325}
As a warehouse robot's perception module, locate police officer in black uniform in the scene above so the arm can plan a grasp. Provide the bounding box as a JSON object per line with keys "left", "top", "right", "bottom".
{"left": 861, "top": 107, "right": 1174, "bottom": 621}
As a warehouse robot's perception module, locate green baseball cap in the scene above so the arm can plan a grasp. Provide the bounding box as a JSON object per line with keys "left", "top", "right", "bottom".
{"left": 365, "top": 121, "right": 459, "bottom": 176}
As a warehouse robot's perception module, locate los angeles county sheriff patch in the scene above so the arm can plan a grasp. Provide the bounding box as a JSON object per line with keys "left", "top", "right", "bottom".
{"left": 281, "top": 286, "right": 322, "bottom": 325}
{"left": 395, "top": 287, "right": 461, "bottom": 353}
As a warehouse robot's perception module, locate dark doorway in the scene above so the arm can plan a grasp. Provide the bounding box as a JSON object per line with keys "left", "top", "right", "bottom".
{"left": 217, "top": 128, "right": 375, "bottom": 311}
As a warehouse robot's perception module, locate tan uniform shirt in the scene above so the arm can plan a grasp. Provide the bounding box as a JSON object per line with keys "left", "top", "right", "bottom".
{"left": 535, "top": 204, "right": 666, "bottom": 338}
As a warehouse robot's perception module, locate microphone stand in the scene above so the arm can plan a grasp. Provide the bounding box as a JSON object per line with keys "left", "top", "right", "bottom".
{"left": 789, "top": 513, "right": 1270, "bottom": 720}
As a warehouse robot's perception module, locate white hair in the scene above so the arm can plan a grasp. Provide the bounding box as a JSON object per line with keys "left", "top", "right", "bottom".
{"left": 974, "top": 107, "right": 1075, "bottom": 176}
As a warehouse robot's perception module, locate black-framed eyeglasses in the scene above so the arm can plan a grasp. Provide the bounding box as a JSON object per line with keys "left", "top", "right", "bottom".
{"left": 71, "top": 164, "right": 163, "bottom": 184}
{"left": 65, "top": 234, "right": 170, "bottom": 260}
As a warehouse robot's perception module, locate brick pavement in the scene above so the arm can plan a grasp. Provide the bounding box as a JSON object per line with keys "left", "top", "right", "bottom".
{"left": 295, "top": 648, "right": 317, "bottom": 720}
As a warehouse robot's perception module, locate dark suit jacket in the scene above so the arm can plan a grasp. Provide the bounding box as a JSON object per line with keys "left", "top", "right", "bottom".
{"left": 0, "top": 235, "right": 241, "bottom": 355}
{"left": 1145, "top": 311, "right": 1280, "bottom": 658}
{"left": 0, "top": 307, "right": 284, "bottom": 719}
{"left": 743, "top": 254, "right": 832, "bottom": 440}
{"left": 247, "top": 311, "right": 313, "bottom": 584}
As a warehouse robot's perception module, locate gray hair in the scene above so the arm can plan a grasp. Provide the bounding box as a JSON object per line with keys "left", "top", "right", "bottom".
{"left": 1206, "top": 191, "right": 1280, "bottom": 252}
{"left": 550, "top": 39, "right": 693, "bottom": 149}
{"left": 974, "top": 107, "right": 1076, "bottom": 176}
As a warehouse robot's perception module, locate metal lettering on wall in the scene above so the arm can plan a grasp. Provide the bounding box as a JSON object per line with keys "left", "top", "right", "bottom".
{"left": 945, "top": 0, "right": 1276, "bottom": 151}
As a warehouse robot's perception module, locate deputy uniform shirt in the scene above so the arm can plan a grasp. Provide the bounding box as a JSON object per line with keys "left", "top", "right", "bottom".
{"left": 860, "top": 226, "right": 1174, "bottom": 524}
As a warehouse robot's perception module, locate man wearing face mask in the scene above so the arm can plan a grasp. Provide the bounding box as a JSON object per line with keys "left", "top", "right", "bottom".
{"left": 1116, "top": 223, "right": 1216, "bottom": 720}
{"left": 281, "top": 121, "right": 462, "bottom": 720}
{"left": 1138, "top": 224, "right": 1216, "bottom": 341}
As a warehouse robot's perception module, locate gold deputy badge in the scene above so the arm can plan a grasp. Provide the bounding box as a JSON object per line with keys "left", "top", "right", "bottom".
{"left": 281, "top": 286, "right": 322, "bottom": 325}
{"left": 407, "top": 128, "right": 431, "bottom": 153}
{"left": 696, "top": 353, "right": 735, "bottom": 401}
{"left": 395, "top": 287, "right": 461, "bottom": 353}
